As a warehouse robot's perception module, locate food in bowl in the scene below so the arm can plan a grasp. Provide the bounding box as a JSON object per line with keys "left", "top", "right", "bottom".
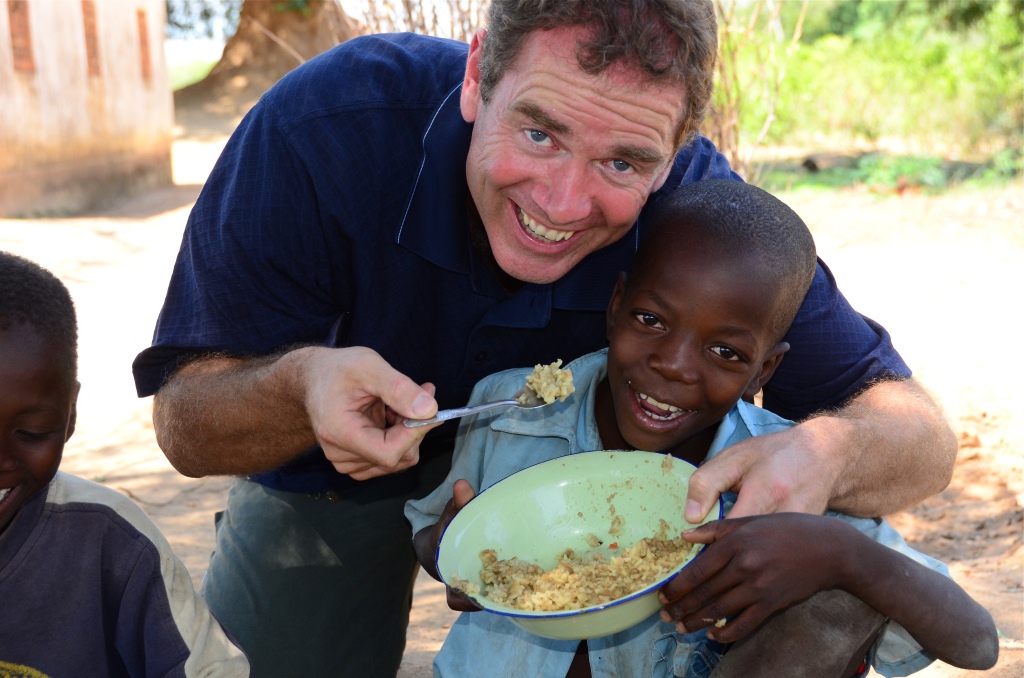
{"left": 474, "top": 521, "right": 698, "bottom": 611}
{"left": 436, "top": 451, "right": 723, "bottom": 640}
{"left": 519, "top": 359, "right": 575, "bottom": 404}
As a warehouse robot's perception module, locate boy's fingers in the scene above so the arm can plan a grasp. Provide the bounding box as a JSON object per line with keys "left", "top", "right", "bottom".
{"left": 446, "top": 587, "right": 484, "bottom": 612}
{"left": 452, "top": 479, "right": 476, "bottom": 509}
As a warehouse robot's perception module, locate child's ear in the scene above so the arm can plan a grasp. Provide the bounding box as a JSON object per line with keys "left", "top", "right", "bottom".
{"left": 66, "top": 381, "right": 81, "bottom": 442}
{"left": 606, "top": 272, "right": 628, "bottom": 340}
{"left": 743, "top": 342, "right": 789, "bottom": 401}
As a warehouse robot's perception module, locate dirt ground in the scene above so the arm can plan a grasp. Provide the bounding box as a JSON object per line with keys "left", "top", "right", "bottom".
{"left": 1, "top": 118, "right": 1020, "bottom": 676}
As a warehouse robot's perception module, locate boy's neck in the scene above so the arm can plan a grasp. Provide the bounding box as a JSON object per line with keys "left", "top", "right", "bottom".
{"left": 594, "top": 377, "right": 718, "bottom": 467}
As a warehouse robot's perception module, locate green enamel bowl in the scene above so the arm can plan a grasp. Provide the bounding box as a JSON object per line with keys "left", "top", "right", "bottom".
{"left": 435, "top": 450, "right": 722, "bottom": 640}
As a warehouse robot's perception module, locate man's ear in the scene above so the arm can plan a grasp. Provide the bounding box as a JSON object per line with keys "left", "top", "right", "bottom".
{"left": 66, "top": 381, "right": 81, "bottom": 442}
{"left": 742, "top": 342, "right": 789, "bottom": 401}
{"left": 606, "top": 272, "right": 628, "bottom": 340}
{"left": 460, "top": 28, "right": 487, "bottom": 123}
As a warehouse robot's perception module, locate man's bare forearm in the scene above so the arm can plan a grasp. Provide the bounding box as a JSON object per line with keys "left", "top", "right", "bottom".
{"left": 153, "top": 349, "right": 318, "bottom": 477}
{"left": 808, "top": 378, "right": 957, "bottom": 516}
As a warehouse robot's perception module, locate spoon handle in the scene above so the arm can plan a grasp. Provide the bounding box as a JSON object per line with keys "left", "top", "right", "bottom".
{"left": 403, "top": 399, "right": 521, "bottom": 427}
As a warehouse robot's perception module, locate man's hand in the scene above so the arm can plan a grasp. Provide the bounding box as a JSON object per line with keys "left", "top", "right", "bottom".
{"left": 683, "top": 423, "right": 838, "bottom": 523}
{"left": 153, "top": 346, "right": 442, "bottom": 479}
{"left": 682, "top": 379, "right": 957, "bottom": 524}
{"left": 412, "top": 479, "right": 482, "bottom": 611}
{"left": 659, "top": 514, "right": 853, "bottom": 643}
{"left": 302, "top": 347, "right": 441, "bottom": 480}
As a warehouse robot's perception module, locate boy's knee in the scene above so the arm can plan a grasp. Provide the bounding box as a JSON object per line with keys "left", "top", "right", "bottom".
{"left": 710, "top": 590, "right": 885, "bottom": 678}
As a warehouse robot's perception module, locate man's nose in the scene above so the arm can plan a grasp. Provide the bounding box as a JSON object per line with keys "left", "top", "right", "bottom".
{"left": 534, "top": 161, "right": 592, "bottom": 224}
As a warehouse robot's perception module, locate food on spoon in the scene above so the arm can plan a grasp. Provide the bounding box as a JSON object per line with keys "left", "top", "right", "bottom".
{"left": 520, "top": 359, "right": 575, "bottom": 404}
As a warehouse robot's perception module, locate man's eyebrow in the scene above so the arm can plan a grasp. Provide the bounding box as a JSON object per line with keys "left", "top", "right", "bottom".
{"left": 611, "top": 143, "right": 665, "bottom": 167}
{"left": 511, "top": 101, "right": 571, "bottom": 136}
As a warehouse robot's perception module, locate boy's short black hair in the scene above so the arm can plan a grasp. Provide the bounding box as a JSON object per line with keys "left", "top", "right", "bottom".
{"left": 0, "top": 251, "right": 78, "bottom": 383}
{"left": 641, "top": 179, "right": 817, "bottom": 342}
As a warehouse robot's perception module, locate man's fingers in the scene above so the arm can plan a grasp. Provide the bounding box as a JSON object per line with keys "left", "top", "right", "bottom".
{"left": 685, "top": 450, "right": 751, "bottom": 523}
{"left": 375, "top": 363, "right": 437, "bottom": 420}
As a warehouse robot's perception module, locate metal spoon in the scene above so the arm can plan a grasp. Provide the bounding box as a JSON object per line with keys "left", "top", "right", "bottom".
{"left": 403, "top": 385, "right": 551, "bottom": 428}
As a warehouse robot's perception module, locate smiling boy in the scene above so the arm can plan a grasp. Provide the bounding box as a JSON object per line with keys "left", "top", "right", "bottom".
{"left": 405, "top": 181, "right": 996, "bottom": 677}
{"left": 0, "top": 251, "right": 249, "bottom": 677}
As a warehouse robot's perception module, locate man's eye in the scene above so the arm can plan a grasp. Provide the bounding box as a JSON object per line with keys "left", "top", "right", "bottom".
{"left": 633, "top": 312, "right": 663, "bottom": 329}
{"left": 527, "top": 129, "right": 552, "bottom": 146}
{"left": 710, "top": 346, "right": 740, "bottom": 361}
{"left": 610, "top": 159, "right": 633, "bottom": 173}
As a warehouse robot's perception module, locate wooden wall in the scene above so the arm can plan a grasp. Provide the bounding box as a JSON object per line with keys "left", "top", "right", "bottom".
{"left": 0, "top": 0, "right": 173, "bottom": 217}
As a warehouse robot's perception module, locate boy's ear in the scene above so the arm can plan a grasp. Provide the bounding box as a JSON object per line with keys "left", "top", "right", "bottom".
{"left": 460, "top": 28, "right": 488, "bottom": 123}
{"left": 742, "top": 342, "right": 789, "bottom": 401}
{"left": 606, "top": 272, "right": 629, "bottom": 340}
{"left": 66, "top": 381, "right": 81, "bottom": 442}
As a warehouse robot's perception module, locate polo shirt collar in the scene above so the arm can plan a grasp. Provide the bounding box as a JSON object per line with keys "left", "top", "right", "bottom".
{"left": 395, "top": 84, "right": 641, "bottom": 312}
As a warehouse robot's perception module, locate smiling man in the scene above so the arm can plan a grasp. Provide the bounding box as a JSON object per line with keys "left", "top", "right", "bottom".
{"left": 133, "top": 1, "right": 956, "bottom": 675}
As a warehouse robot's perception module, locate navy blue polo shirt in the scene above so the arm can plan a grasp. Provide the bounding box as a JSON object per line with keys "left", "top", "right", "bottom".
{"left": 133, "top": 33, "right": 910, "bottom": 493}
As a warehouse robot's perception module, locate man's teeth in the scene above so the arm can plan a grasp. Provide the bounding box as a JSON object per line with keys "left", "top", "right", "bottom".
{"left": 518, "top": 207, "right": 573, "bottom": 242}
{"left": 0, "top": 488, "right": 10, "bottom": 502}
{"left": 636, "top": 391, "right": 685, "bottom": 420}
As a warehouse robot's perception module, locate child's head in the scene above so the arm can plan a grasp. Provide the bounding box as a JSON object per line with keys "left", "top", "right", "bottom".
{"left": 596, "top": 180, "right": 817, "bottom": 461}
{"left": 0, "top": 251, "right": 79, "bottom": 534}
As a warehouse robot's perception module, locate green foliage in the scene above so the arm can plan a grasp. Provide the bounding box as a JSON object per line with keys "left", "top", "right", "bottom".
{"left": 730, "top": 0, "right": 1023, "bottom": 157}
{"left": 759, "top": 150, "right": 1019, "bottom": 195}
{"left": 167, "top": 57, "right": 219, "bottom": 91}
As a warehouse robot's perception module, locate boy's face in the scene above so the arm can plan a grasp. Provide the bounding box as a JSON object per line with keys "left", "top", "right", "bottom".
{"left": 0, "top": 323, "right": 77, "bottom": 535}
{"left": 601, "top": 241, "right": 787, "bottom": 457}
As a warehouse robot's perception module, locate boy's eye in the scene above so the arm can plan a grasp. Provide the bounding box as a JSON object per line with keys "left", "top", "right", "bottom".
{"left": 710, "top": 346, "right": 741, "bottom": 361}
{"left": 527, "top": 129, "right": 553, "bottom": 147}
{"left": 633, "top": 312, "right": 664, "bottom": 329}
{"left": 610, "top": 159, "right": 633, "bottom": 173}
{"left": 15, "top": 430, "right": 53, "bottom": 441}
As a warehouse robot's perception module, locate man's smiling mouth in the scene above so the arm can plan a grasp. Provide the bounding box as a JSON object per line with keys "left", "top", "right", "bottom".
{"left": 516, "top": 205, "right": 574, "bottom": 243}
{"left": 634, "top": 389, "right": 688, "bottom": 421}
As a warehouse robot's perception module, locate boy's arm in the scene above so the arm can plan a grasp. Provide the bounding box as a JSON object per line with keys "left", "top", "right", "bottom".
{"left": 660, "top": 514, "right": 998, "bottom": 670}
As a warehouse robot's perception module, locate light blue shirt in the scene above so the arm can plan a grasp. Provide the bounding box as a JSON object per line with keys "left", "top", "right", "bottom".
{"left": 406, "top": 349, "right": 946, "bottom": 678}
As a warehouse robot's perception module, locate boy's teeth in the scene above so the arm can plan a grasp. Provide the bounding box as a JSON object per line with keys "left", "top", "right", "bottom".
{"left": 0, "top": 488, "right": 10, "bottom": 501}
{"left": 635, "top": 390, "right": 685, "bottom": 420}
{"left": 517, "top": 206, "right": 573, "bottom": 242}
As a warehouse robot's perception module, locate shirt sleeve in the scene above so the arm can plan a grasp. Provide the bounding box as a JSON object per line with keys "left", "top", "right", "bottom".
{"left": 132, "top": 99, "right": 348, "bottom": 397}
{"left": 762, "top": 259, "right": 911, "bottom": 421}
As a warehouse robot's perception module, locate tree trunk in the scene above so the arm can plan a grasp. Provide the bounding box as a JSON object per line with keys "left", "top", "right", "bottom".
{"left": 175, "top": 0, "right": 363, "bottom": 118}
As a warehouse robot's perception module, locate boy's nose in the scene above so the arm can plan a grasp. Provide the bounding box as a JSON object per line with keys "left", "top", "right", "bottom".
{"left": 652, "top": 343, "right": 701, "bottom": 384}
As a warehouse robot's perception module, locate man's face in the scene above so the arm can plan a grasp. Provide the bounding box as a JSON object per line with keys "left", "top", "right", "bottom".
{"left": 461, "top": 26, "right": 686, "bottom": 284}
{"left": 602, "top": 242, "right": 786, "bottom": 457}
{"left": 0, "top": 323, "right": 76, "bottom": 535}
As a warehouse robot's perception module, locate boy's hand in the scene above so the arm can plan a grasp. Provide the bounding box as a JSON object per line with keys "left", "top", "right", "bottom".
{"left": 414, "top": 480, "right": 482, "bottom": 611}
{"left": 658, "top": 514, "right": 854, "bottom": 643}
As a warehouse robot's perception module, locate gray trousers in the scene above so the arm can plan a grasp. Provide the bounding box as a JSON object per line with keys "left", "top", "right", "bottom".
{"left": 201, "top": 449, "right": 453, "bottom": 678}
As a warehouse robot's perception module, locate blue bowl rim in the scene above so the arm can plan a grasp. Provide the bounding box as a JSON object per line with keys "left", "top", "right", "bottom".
{"left": 435, "top": 450, "right": 726, "bottom": 620}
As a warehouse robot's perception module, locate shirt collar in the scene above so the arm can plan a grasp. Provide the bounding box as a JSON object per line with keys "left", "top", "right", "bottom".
{"left": 395, "top": 85, "right": 639, "bottom": 312}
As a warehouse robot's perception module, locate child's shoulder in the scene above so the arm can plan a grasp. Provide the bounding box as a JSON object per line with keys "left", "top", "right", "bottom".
{"left": 49, "top": 472, "right": 169, "bottom": 548}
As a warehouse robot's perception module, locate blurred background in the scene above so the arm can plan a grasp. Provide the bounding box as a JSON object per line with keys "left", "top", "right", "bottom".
{"left": 1, "top": 1, "right": 1021, "bottom": 676}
